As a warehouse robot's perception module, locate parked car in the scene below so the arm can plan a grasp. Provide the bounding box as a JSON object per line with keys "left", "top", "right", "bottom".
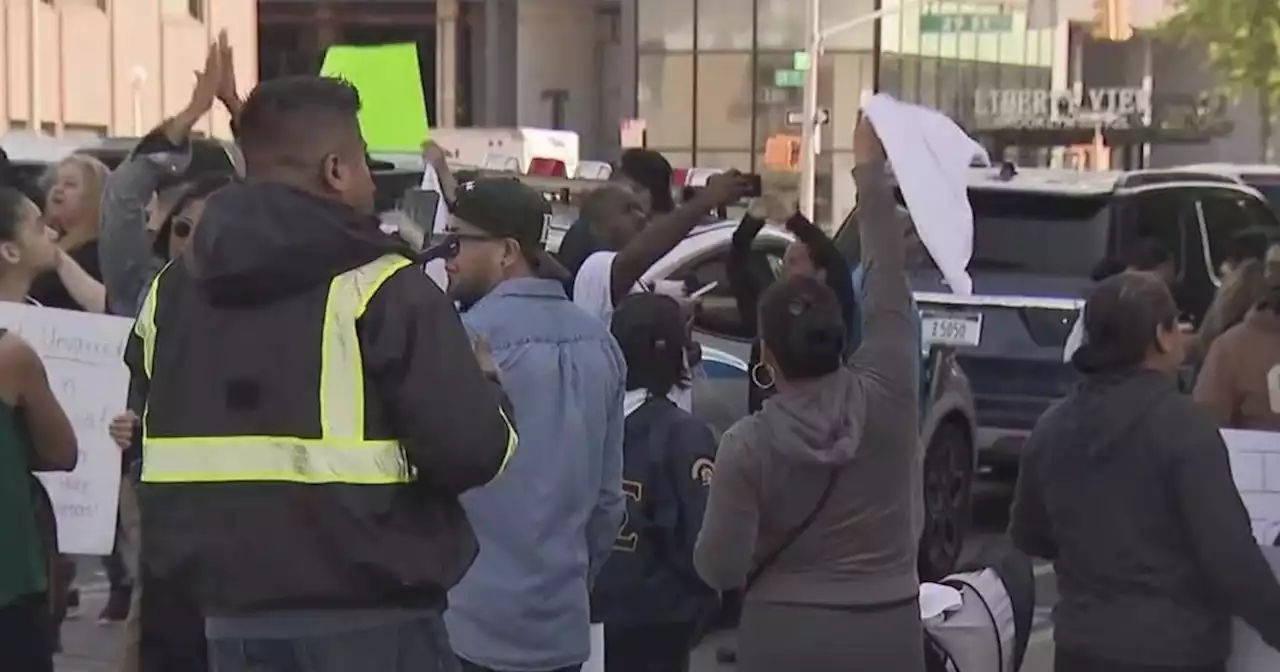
{"left": 837, "top": 164, "right": 1280, "bottom": 475}
{"left": 1178, "top": 163, "right": 1280, "bottom": 212}
{"left": 548, "top": 219, "right": 979, "bottom": 580}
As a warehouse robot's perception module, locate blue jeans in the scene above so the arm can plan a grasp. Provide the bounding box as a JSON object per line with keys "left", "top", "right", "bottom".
{"left": 208, "top": 615, "right": 461, "bottom": 672}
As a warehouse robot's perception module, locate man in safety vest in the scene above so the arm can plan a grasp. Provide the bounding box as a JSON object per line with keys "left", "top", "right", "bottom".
{"left": 125, "top": 75, "right": 517, "bottom": 671}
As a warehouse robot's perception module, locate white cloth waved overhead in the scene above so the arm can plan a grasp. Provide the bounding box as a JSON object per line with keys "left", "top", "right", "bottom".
{"left": 863, "top": 94, "right": 983, "bottom": 296}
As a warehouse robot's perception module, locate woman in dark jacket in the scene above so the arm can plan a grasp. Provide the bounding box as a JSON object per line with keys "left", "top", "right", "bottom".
{"left": 726, "top": 201, "right": 859, "bottom": 414}
{"left": 1011, "top": 270, "right": 1280, "bottom": 672}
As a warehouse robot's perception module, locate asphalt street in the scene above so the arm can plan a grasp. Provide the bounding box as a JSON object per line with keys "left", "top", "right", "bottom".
{"left": 56, "top": 480, "right": 1059, "bottom": 672}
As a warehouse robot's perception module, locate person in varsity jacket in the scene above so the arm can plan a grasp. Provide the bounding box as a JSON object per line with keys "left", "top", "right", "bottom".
{"left": 592, "top": 293, "right": 718, "bottom": 672}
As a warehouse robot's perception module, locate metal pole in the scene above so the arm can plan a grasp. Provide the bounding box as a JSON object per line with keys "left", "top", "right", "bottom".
{"left": 796, "top": 0, "right": 1018, "bottom": 218}
{"left": 798, "top": 0, "right": 821, "bottom": 220}
{"left": 28, "top": 0, "right": 41, "bottom": 134}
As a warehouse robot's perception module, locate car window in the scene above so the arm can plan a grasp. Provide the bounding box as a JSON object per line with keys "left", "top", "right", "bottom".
{"left": 835, "top": 189, "right": 1111, "bottom": 277}
{"left": 673, "top": 244, "right": 787, "bottom": 341}
{"left": 1196, "top": 189, "right": 1265, "bottom": 281}
{"left": 1241, "top": 175, "right": 1280, "bottom": 214}
{"left": 1121, "top": 190, "right": 1192, "bottom": 281}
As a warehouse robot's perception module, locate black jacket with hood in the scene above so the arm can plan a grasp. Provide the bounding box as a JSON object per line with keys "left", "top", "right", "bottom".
{"left": 1011, "top": 368, "right": 1280, "bottom": 666}
{"left": 127, "top": 181, "right": 515, "bottom": 616}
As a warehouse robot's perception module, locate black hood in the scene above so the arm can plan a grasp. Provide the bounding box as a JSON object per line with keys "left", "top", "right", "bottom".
{"left": 1060, "top": 368, "right": 1176, "bottom": 459}
{"left": 187, "top": 182, "right": 414, "bottom": 306}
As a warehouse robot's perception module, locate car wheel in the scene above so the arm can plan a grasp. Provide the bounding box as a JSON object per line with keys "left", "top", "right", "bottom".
{"left": 918, "top": 421, "right": 974, "bottom": 582}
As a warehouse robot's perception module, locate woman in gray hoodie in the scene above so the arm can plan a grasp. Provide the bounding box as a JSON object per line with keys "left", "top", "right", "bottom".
{"left": 693, "top": 118, "right": 925, "bottom": 671}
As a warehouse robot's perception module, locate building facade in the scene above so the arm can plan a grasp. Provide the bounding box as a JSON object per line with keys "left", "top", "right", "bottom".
{"left": 259, "top": 0, "right": 628, "bottom": 160}
{"left": 1, "top": 0, "right": 258, "bottom": 139}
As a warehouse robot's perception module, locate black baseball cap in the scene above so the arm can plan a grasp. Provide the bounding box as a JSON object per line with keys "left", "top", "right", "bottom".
{"left": 450, "top": 178, "right": 569, "bottom": 281}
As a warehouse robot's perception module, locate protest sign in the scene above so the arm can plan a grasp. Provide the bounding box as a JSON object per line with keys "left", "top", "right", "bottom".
{"left": 320, "top": 43, "right": 430, "bottom": 151}
{"left": 1223, "top": 429, "right": 1280, "bottom": 546}
{"left": 584, "top": 623, "right": 604, "bottom": 672}
{"left": 0, "top": 303, "right": 131, "bottom": 555}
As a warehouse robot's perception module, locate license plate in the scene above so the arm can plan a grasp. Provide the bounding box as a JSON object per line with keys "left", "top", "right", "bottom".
{"left": 921, "top": 310, "right": 983, "bottom": 348}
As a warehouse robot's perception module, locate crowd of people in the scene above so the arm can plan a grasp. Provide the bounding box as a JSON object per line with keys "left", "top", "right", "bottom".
{"left": 4, "top": 33, "right": 1280, "bottom": 672}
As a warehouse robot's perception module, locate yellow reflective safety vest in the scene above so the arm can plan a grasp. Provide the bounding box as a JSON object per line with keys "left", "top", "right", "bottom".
{"left": 134, "top": 254, "right": 417, "bottom": 485}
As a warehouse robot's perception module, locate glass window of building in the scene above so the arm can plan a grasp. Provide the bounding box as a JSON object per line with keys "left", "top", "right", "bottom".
{"left": 757, "top": 0, "right": 808, "bottom": 49}
{"left": 638, "top": 0, "right": 695, "bottom": 51}
{"left": 754, "top": 51, "right": 805, "bottom": 150}
{"left": 819, "top": 0, "right": 878, "bottom": 50}
{"left": 696, "top": 53, "right": 755, "bottom": 151}
{"left": 697, "top": 0, "right": 755, "bottom": 51}
{"left": 918, "top": 57, "right": 940, "bottom": 109}
{"left": 638, "top": 53, "right": 695, "bottom": 149}
{"left": 695, "top": 151, "right": 753, "bottom": 171}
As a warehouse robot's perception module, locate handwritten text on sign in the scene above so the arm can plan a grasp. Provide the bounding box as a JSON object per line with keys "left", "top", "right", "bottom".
{"left": 1223, "top": 429, "right": 1280, "bottom": 546}
{"left": 0, "top": 303, "right": 131, "bottom": 555}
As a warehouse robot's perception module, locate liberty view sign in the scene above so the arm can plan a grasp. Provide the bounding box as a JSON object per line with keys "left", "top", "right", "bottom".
{"left": 974, "top": 87, "right": 1153, "bottom": 129}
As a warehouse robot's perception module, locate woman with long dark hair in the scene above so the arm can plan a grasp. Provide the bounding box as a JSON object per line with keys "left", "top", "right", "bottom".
{"left": 1013, "top": 270, "right": 1280, "bottom": 671}
{"left": 0, "top": 186, "right": 79, "bottom": 672}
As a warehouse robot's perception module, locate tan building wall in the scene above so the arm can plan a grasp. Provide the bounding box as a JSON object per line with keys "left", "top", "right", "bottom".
{"left": 1, "top": 0, "right": 257, "bottom": 139}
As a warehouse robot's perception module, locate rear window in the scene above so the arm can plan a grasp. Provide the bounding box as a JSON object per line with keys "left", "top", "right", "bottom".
{"left": 892, "top": 188, "right": 1112, "bottom": 277}
{"left": 1242, "top": 175, "right": 1280, "bottom": 213}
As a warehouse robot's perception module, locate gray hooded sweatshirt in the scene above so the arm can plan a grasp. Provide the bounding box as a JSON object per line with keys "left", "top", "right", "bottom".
{"left": 693, "top": 161, "right": 923, "bottom": 607}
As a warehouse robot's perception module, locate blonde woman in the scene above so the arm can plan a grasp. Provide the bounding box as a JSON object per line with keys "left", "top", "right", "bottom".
{"left": 30, "top": 154, "right": 108, "bottom": 313}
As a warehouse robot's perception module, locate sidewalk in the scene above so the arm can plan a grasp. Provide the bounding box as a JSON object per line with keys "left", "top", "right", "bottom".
{"left": 56, "top": 587, "right": 120, "bottom": 672}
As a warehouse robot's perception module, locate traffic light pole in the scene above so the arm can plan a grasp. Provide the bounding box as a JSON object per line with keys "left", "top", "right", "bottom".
{"left": 797, "top": 0, "right": 1020, "bottom": 220}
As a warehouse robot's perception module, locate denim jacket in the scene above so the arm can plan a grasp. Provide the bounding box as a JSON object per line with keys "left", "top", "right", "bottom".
{"left": 446, "top": 278, "right": 627, "bottom": 671}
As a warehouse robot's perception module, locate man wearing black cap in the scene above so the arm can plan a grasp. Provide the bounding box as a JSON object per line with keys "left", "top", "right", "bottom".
{"left": 441, "top": 177, "right": 572, "bottom": 308}
{"left": 442, "top": 178, "right": 627, "bottom": 672}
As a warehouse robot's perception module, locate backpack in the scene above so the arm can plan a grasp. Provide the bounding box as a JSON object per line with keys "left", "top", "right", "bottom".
{"left": 923, "top": 546, "right": 1036, "bottom": 672}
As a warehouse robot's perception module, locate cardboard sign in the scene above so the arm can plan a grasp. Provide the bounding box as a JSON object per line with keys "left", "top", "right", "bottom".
{"left": 320, "top": 43, "right": 430, "bottom": 151}
{"left": 1224, "top": 429, "right": 1280, "bottom": 546}
{"left": 0, "top": 303, "right": 131, "bottom": 555}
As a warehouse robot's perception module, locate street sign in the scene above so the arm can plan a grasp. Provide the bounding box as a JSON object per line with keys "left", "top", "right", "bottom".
{"left": 919, "top": 13, "right": 1014, "bottom": 33}
{"left": 786, "top": 109, "right": 831, "bottom": 126}
{"left": 774, "top": 69, "right": 805, "bottom": 88}
{"left": 792, "top": 51, "right": 811, "bottom": 72}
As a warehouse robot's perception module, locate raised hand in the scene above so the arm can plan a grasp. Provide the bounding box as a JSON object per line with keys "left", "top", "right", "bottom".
{"left": 701, "top": 170, "right": 754, "bottom": 208}
{"left": 188, "top": 39, "right": 221, "bottom": 118}
{"left": 853, "top": 115, "right": 884, "bottom": 163}
{"left": 215, "top": 30, "right": 240, "bottom": 114}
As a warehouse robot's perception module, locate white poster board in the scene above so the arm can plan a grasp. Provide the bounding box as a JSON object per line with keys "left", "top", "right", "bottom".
{"left": 0, "top": 303, "right": 131, "bottom": 555}
{"left": 583, "top": 623, "right": 604, "bottom": 672}
{"left": 1223, "top": 429, "right": 1280, "bottom": 546}
{"left": 1223, "top": 430, "right": 1280, "bottom": 671}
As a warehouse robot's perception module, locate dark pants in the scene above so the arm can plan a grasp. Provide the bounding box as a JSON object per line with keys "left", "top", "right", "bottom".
{"left": 1054, "top": 648, "right": 1225, "bottom": 672}
{"left": 738, "top": 599, "right": 925, "bottom": 672}
{"left": 458, "top": 660, "right": 580, "bottom": 672}
{"left": 209, "top": 614, "right": 460, "bottom": 672}
{"left": 104, "top": 531, "right": 132, "bottom": 589}
{"left": 604, "top": 623, "right": 695, "bottom": 672}
{"left": 0, "top": 592, "right": 54, "bottom": 672}
{"left": 139, "top": 573, "right": 208, "bottom": 672}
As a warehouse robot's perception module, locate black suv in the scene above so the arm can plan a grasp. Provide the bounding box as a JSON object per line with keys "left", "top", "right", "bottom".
{"left": 839, "top": 165, "right": 1280, "bottom": 472}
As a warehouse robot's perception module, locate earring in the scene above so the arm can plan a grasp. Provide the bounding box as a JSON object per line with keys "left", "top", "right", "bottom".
{"left": 750, "top": 362, "right": 776, "bottom": 390}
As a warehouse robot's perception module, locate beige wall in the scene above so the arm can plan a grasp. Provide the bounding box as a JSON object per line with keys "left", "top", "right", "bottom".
{"left": 1, "top": 0, "right": 257, "bottom": 139}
